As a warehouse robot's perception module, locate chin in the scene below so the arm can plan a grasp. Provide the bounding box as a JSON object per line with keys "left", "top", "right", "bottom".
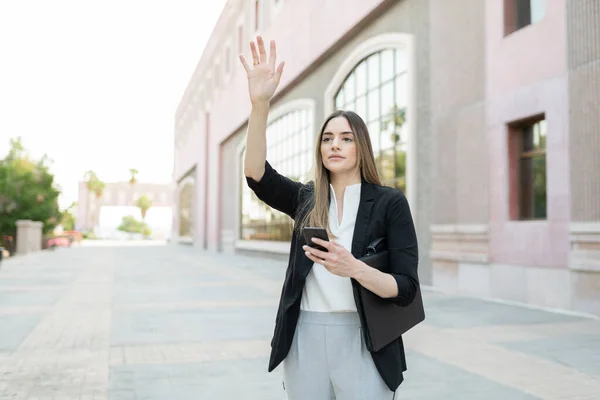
{"left": 324, "top": 163, "right": 353, "bottom": 175}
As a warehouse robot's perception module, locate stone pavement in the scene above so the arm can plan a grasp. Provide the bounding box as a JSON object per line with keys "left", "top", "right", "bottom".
{"left": 0, "top": 243, "right": 599, "bottom": 400}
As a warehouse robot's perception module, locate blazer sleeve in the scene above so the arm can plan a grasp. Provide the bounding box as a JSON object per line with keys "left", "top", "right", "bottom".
{"left": 383, "top": 191, "right": 419, "bottom": 306}
{"left": 245, "top": 160, "right": 306, "bottom": 219}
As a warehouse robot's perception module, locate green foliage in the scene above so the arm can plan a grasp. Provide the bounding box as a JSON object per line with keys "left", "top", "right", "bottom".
{"left": 61, "top": 202, "right": 77, "bottom": 231}
{"left": 117, "top": 215, "right": 152, "bottom": 238}
{"left": 0, "top": 138, "right": 62, "bottom": 236}
{"left": 84, "top": 170, "right": 105, "bottom": 199}
{"left": 129, "top": 168, "right": 138, "bottom": 185}
{"left": 135, "top": 194, "right": 152, "bottom": 220}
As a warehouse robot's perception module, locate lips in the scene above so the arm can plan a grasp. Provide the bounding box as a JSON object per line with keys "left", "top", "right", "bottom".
{"left": 328, "top": 155, "right": 345, "bottom": 160}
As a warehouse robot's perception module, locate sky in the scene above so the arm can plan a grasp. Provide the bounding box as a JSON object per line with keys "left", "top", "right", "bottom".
{"left": 0, "top": 0, "right": 226, "bottom": 209}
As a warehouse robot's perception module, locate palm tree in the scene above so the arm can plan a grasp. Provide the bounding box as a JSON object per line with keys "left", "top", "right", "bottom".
{"left": 135, "top": 194, "right": 152, "bottom": 220}
{"left": 129, "top": 168, "right": 138, "bottom": 185}
{"left": 93, "top": 180, "right": 105, "bottom": 199}
{"left": 83, "top": 171, "right": 105, "bottom": 231}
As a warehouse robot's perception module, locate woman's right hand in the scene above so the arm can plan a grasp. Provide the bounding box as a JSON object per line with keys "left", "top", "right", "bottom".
{"left": 239, "top": 36, "right": 285, "bottom": 105}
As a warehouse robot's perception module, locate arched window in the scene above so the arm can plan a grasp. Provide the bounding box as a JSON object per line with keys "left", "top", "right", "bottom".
{"left": 334, "top": 48, "right": 408, "bottom": 191}
{"left": 240, "top": 101, "right": 315, "bottom": 242}
{"left": 178, "top": 180, "right": 194, "bottom": 238}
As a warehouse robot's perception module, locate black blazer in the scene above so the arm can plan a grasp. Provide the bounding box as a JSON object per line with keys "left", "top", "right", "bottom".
{"left": 245, "top": 161, "right": 419, "bottom": 392}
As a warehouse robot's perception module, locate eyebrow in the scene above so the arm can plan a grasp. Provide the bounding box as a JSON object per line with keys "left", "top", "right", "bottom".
{"left": 323, "top": 131, "right": 354, "bottom": 135}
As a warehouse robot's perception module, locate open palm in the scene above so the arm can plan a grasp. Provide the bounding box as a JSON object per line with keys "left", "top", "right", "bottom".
{"left": 240, "top": 36, "right": 285, "bottom": 104}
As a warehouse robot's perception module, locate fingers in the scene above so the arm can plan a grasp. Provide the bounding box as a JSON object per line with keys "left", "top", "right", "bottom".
{"left": 268, "top": 40, "right": 276, "bottom": 69}
{"left": 273, "top": 61, "right": 285, "bottom": 84}
{"left": 304, "top": 244, "right": 328, "bottom": 260}
{"left": 304, "top": 250, "right": 327, "bottom": 267}
{"left": 257, "top": 36, "right": 267, "bottom": 64}
{"left": 304, "top": 251, "right": 322, "bottom": 265}
{"left": 239, "top": 55, "right": 250, "bottom": 73}
{"left": 311, "top": 237, "right": 332, "bottom": 251}
{"left": 249, "top": 41, "right": 259, "bottom": 65}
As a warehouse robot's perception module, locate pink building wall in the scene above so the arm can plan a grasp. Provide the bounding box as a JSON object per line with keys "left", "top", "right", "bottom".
{"left": 485, "top": 0, "right": 571, "bottom": 268}
{"left": 177, "top": 0, "right": 390, "bottom": 251}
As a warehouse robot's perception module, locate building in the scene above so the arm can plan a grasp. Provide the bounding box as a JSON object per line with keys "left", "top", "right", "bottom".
{"left": 76, "top": 181, "right": 174, "bottom": 239}
{"left": 172, "top": 0, "right": 600, "bottom": 316}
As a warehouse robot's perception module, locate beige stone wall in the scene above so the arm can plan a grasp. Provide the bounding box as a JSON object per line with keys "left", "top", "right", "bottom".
{"left": 16, "top": 220, "right": 43, "bottom": 255}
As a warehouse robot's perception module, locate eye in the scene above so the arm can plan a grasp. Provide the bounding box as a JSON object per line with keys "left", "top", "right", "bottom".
{"left": 322, "top": 137, "right": 331, "bottom": 142}
{"left": 343, "top": 137, "right": 353, "bottom": 142}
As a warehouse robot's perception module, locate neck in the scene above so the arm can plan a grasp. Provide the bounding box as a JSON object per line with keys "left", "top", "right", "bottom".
{"left": 329, "top": 170, "right": 362, "bottom": 194}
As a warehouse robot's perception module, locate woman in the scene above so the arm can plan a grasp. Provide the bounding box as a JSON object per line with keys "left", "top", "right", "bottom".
{"left": 240, "top": 36, "right": 419, "bottom": 400}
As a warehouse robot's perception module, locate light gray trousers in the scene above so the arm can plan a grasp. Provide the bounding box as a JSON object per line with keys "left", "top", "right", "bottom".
{"left": 282, "top": 310, "right": 397, "bottom": 400}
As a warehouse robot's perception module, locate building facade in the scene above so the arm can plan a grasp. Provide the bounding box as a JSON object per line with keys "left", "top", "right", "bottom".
{"left": 76, "top": 181, "right": 174, "bottom": 237}
{"left": 172, "top": 0, "right": 600, "bottom": 316}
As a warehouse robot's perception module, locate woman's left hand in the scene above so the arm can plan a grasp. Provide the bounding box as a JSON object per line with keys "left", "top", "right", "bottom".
{"left": 303, "top": 238, "right": 364, "bottom": 278}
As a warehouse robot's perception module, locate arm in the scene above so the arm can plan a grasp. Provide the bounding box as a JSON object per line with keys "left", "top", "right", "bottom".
{"left": 352, "top": 260, "right": 400, "bottom": 299}
{"left": 243, "top": 101, "right": 269, "bottom": 182}
{"left": 240, "top": 37, "right": 303, "bottom": 218}
{"left": 240, "top": 36, "right": 284, "bottom": 182}
{"left": 353, "top": 192, "right": 419, "bottom": 306}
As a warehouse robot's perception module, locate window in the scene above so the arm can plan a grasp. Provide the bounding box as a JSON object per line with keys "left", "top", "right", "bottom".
{"left": 225, "top": 46, "right": 231, "bottom": 75}
{"left": 254, "top": 0, "right": 260, "bottom": 31}
{"left": 504, "top": 0, "right": 545, "bottom": 35}
{"left": 179, "top": 181, "right": 194, "bottom": 237}
{"left": 334, "top": 48, "right": 408, "bottom": 192}
{"left": 238, "top": 25, "right": 244, "bottom": 54}
{"left": 213, "top": 64, "right": 220, "bottom": 88}
{"left": 240, "top": 107, "right": 314, "bottom": 242}
{"left": 508, "top": 115, "right": 547, "bottom": 220}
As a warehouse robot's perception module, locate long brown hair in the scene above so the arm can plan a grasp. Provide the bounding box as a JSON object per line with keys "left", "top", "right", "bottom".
{"left": 296, "top": 110, "right": 382, "bottom": 237}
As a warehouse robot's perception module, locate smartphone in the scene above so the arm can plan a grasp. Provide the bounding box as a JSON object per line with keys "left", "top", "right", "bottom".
{"left": 302, "top": 227, "right": 329, "bottom": 252}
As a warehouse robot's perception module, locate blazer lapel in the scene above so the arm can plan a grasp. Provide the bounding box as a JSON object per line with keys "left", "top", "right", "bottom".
{"left": 351, "top": 181, "right": 375, "bottom": 258}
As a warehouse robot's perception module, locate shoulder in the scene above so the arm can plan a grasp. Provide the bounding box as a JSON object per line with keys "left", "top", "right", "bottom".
{"left": 298, "top": 180, "right": 315, "bottom": 201}
{"left": 371, "top": 184, "right": 406, "bottom": 204}
{"left": 370, "top": 184, "right": 409, "bottom": 218}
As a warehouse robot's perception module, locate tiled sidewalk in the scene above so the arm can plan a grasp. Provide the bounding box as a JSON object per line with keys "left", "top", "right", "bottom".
{"left": 0, "top": 244, "right": 599, "bottom": 399}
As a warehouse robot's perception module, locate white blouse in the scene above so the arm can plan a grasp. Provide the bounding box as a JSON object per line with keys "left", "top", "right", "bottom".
{"left": 300, "top": 182, "right": 361, "bottom": 312}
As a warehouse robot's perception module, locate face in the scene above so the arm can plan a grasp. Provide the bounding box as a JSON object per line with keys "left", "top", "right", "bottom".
{"left": 320, "top": 116, "right": 358, "bottom": 175}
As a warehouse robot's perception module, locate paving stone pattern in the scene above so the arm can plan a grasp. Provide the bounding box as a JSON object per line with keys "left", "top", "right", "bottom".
{"left": 0, "top": 243, "right": 599, "bottom": 399}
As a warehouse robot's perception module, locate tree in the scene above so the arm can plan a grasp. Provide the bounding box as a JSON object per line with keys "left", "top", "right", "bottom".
{"left": 60, "top": 202, "right": 77, "bottom": 231}
{"left": 135, "top": 194, "right": 152, "bottom": 220}
{"left": 117, "top": 215, "right": 151, "bottom": 239}
{"left": 378, "top": 104, "right": 408, "bottom": 191}
{"left": 83, "top": 170, "right": 105, "bottom": 231}
{"left": 0, "top": 137, "right": 62, "bottom": 238}
{"left": 129, "top": 168, "right": 138, "bottom": 185}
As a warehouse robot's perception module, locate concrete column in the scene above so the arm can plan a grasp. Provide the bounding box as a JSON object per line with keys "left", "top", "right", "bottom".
{"left": 566, "top": 0, "right": 600, "bottom": 316}
{"left": 16, "top": 220, "right": 43, "bottom": 255}
{"left": 567, "top": 0, "right": 600, "bottom": 222}
{"left": 16, "top": 220, "right": 31, "bottom": 255}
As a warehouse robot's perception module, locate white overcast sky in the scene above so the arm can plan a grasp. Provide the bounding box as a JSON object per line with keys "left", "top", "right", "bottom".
{"left": 0, "top": 0, "right": 226, "bottom": 208}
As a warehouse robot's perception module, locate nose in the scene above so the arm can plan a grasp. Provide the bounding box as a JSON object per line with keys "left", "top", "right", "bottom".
{"left": 331, "top": 137, "right": 342, "bottom": 149}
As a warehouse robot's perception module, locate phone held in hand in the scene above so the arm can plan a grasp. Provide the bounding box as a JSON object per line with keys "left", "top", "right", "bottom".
{"left": 302, "top": 227, "right": 329, "bottom": 252}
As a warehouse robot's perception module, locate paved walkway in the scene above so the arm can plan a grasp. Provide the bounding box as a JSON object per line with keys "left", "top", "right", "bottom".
{"left": 0, "top": 243, "right": 599, "bottom": 399}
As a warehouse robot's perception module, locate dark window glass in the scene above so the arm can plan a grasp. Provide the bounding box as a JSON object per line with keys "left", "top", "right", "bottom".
{"left": 519, "top": 119, "right": 547, "bottom": 219}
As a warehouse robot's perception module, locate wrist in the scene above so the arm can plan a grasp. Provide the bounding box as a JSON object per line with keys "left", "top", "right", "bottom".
{"left": 251, "top": 100, "right": 270, "bottom": 110}
{"left": 351, "top": 259, "right": 369, "bottom": 280}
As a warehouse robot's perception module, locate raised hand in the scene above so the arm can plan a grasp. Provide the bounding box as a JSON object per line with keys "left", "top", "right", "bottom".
{"left": 239, "top": 36, "right": 285, "bottom": 105}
